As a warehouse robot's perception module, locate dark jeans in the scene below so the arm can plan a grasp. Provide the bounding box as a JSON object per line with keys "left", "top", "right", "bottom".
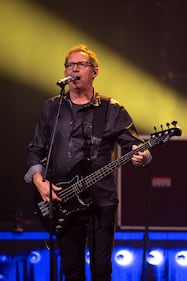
{"left": 58, "top": 205, "right": 117, "bottom": 281}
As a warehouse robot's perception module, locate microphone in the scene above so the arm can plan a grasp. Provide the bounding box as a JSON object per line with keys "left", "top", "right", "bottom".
{"left": 56, "top": 74, "right": 79, "bottom": 87}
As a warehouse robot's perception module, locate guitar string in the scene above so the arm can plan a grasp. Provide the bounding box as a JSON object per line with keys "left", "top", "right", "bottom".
{"left": 40, "top": 133, "right": 166, "bottom": 213}
{"left": 54, "top": 134, "right": 159, "bottom": 199}
{"left": 39, "top": 130, "right": 175, "bottom": 211}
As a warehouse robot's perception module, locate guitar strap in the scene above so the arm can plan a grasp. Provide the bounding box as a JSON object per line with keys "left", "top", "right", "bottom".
{"left": 89, "top": 95, "right": 110, "bottom": 161}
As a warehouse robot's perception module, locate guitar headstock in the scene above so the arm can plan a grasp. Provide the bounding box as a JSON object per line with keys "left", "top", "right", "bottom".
{"left": 150, "top": 121, "right": 182, "bottom": 145}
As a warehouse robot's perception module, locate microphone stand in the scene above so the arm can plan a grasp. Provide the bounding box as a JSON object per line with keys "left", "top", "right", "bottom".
{"left": 141, "top": 166, "right": 153, "bottom": 281}
{"left": 42, "top": 85, "right": 66, "bottom": 281}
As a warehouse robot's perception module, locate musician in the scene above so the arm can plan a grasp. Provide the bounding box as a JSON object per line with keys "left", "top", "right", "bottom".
{"left": 24, "top": 44, "right": 152, "bottom": 281}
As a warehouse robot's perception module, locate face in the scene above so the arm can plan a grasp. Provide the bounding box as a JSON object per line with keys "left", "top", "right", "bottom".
{"left": 64, "top": 51, "right": 98, "bottom": 92}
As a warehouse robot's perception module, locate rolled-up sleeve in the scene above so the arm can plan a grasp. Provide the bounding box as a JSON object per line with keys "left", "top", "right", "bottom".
{"left": 24, "top": 164, "right": 45, "bottom": 183}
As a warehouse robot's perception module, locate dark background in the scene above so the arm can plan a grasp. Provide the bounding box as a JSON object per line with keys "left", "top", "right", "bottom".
{"left": 0, "top": 0, "right": 187, "bottom": 230}
{"left": 120, "top": 138, "right": 187, "bottom": 229}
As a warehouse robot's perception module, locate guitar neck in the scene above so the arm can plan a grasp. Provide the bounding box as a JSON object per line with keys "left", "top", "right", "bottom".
{"left": 59, "top": 125, "right": 181, "bottom": 202}
{"left": 54, "top": 124, "right": 182, "bottom": 202}
{"left": 83, "top": 138, "right": 155, "bottom": 189}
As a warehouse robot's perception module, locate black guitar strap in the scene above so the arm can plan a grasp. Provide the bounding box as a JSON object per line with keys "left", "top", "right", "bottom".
{"left": 89, "top": 95, "right": 110, "bottom": 160}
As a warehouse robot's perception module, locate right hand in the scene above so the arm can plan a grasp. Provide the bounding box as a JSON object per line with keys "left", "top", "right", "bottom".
{"left": 33, "top": 172, "right": 62, "bottom": 202}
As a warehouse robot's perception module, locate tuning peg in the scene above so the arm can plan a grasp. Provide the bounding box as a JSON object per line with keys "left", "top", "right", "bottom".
{"left": 160, "top": 124, "right": 163, "bottom": 130}
{"left": 154, "top": 126, "right": 157, "bottom": 132}
{"left": 166, "top": 122, "right": 170, "bottom": 128}
{"left": 171, "top": 120, "right": 177, "bottom": 127}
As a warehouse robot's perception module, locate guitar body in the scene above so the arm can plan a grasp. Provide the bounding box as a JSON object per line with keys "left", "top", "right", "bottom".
{"left": 35, "top": 175, "right": 92, "bottom": 234}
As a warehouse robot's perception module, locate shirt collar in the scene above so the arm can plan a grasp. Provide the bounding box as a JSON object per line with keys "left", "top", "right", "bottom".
{"left": 65, "top": 89, "right": 101, "bottom": 107}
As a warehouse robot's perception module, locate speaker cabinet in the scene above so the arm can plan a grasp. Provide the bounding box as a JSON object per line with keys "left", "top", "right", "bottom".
{"left": 117, "top": 137, "right": 187, "bottom": 230}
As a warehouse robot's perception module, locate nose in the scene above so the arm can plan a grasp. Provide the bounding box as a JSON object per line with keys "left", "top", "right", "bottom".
{"left": 72, "top": 63, "right": 79, "bottom": 70}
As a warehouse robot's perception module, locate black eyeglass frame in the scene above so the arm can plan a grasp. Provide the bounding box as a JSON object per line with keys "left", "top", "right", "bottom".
{"left": 64, "top": 61, "right": 94, "bottom": 69}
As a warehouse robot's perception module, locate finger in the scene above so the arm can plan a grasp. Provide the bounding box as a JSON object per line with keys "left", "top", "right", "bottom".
{"left": 132, "top": 144, "right": 138, "bottom": 150}
{"left": 52, "top": 193, "right": 62, "bottom": 202}
{"left": 52, "top": 185, "right": 62, "bottom": 191}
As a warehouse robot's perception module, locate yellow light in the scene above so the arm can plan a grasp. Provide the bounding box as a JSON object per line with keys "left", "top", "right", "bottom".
{"left": 0, "top": 0, "right": 187, "bottom": 135}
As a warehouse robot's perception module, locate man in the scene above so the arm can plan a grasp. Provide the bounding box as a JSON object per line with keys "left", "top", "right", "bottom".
{"left": 24, "top": 44, "right": 152, "bottom": 281}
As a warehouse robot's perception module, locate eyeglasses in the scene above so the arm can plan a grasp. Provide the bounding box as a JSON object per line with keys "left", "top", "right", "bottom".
{"left": 64, "top": 61, "right": 94, "bottom": 70}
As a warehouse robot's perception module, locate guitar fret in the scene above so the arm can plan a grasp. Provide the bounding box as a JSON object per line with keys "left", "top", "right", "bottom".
{"left": 61, "top": 132, "right": 175, "bottom": 200}
{"left": 83, "top": 132, "right": 175, "bottom": 189}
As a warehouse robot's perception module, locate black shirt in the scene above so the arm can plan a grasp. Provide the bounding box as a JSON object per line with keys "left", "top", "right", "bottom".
{"left": 25, "top": 92, "right": 144, "bottom": 206}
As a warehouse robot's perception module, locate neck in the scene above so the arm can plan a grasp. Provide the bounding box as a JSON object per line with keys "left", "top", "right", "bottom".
{"left": 70, "top": 88, "right": 94, "bottom": 105}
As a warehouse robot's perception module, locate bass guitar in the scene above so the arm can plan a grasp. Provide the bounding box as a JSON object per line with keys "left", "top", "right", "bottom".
{"left": 35, "top": 122, "right": 182, "bottom": 234}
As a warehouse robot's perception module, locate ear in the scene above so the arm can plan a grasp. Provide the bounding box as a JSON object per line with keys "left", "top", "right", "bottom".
{"left": 92, "top": 67, "right": 98, "bottom": 78}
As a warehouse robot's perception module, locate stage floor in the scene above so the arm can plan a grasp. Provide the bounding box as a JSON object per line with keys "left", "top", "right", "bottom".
{"left": 0, "top": 230, "right": 187, "bottom": 281}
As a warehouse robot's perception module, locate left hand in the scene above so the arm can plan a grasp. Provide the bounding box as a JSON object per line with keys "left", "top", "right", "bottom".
{"left": 131, "top": 144, "right": 152, "bottom": 167}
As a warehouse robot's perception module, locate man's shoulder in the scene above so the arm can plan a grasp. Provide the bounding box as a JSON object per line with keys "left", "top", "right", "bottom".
{"left": 98, "top": 93, "right": 119, "bottom": 106}
{"left": 102, "top": 96, "right": 121, "bottom": 108}
{"left": 44, "top": 95, "right": 66, "bottom": 106}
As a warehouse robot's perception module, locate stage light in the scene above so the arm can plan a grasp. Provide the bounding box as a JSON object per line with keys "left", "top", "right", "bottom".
{"left": 85, "top": 249, "right": 90, "bottom": 264}
{"left": 0, "top": 255, "right": 12, "bottom": 281}
{"left": 147, "top": 250, "right": 164, "bottom": 266}
{"left": 175, "top": 251, "right": 187, "bottom": 266}
{"left": 28, "top": 251, "right": 41, "bottom": 264}
{"left": 1, "top": 0, "right": 187, "bottom": 135}
{"left": 114, "top": 249, "right": 133, "bottom": 266}
{"left": 0, "top": 254, "right": 11, "bottom": 263}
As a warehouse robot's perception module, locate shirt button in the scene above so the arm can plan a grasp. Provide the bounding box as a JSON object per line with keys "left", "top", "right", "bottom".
{"left": 67, "top": 152, "right": 72, "bottom": 158}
